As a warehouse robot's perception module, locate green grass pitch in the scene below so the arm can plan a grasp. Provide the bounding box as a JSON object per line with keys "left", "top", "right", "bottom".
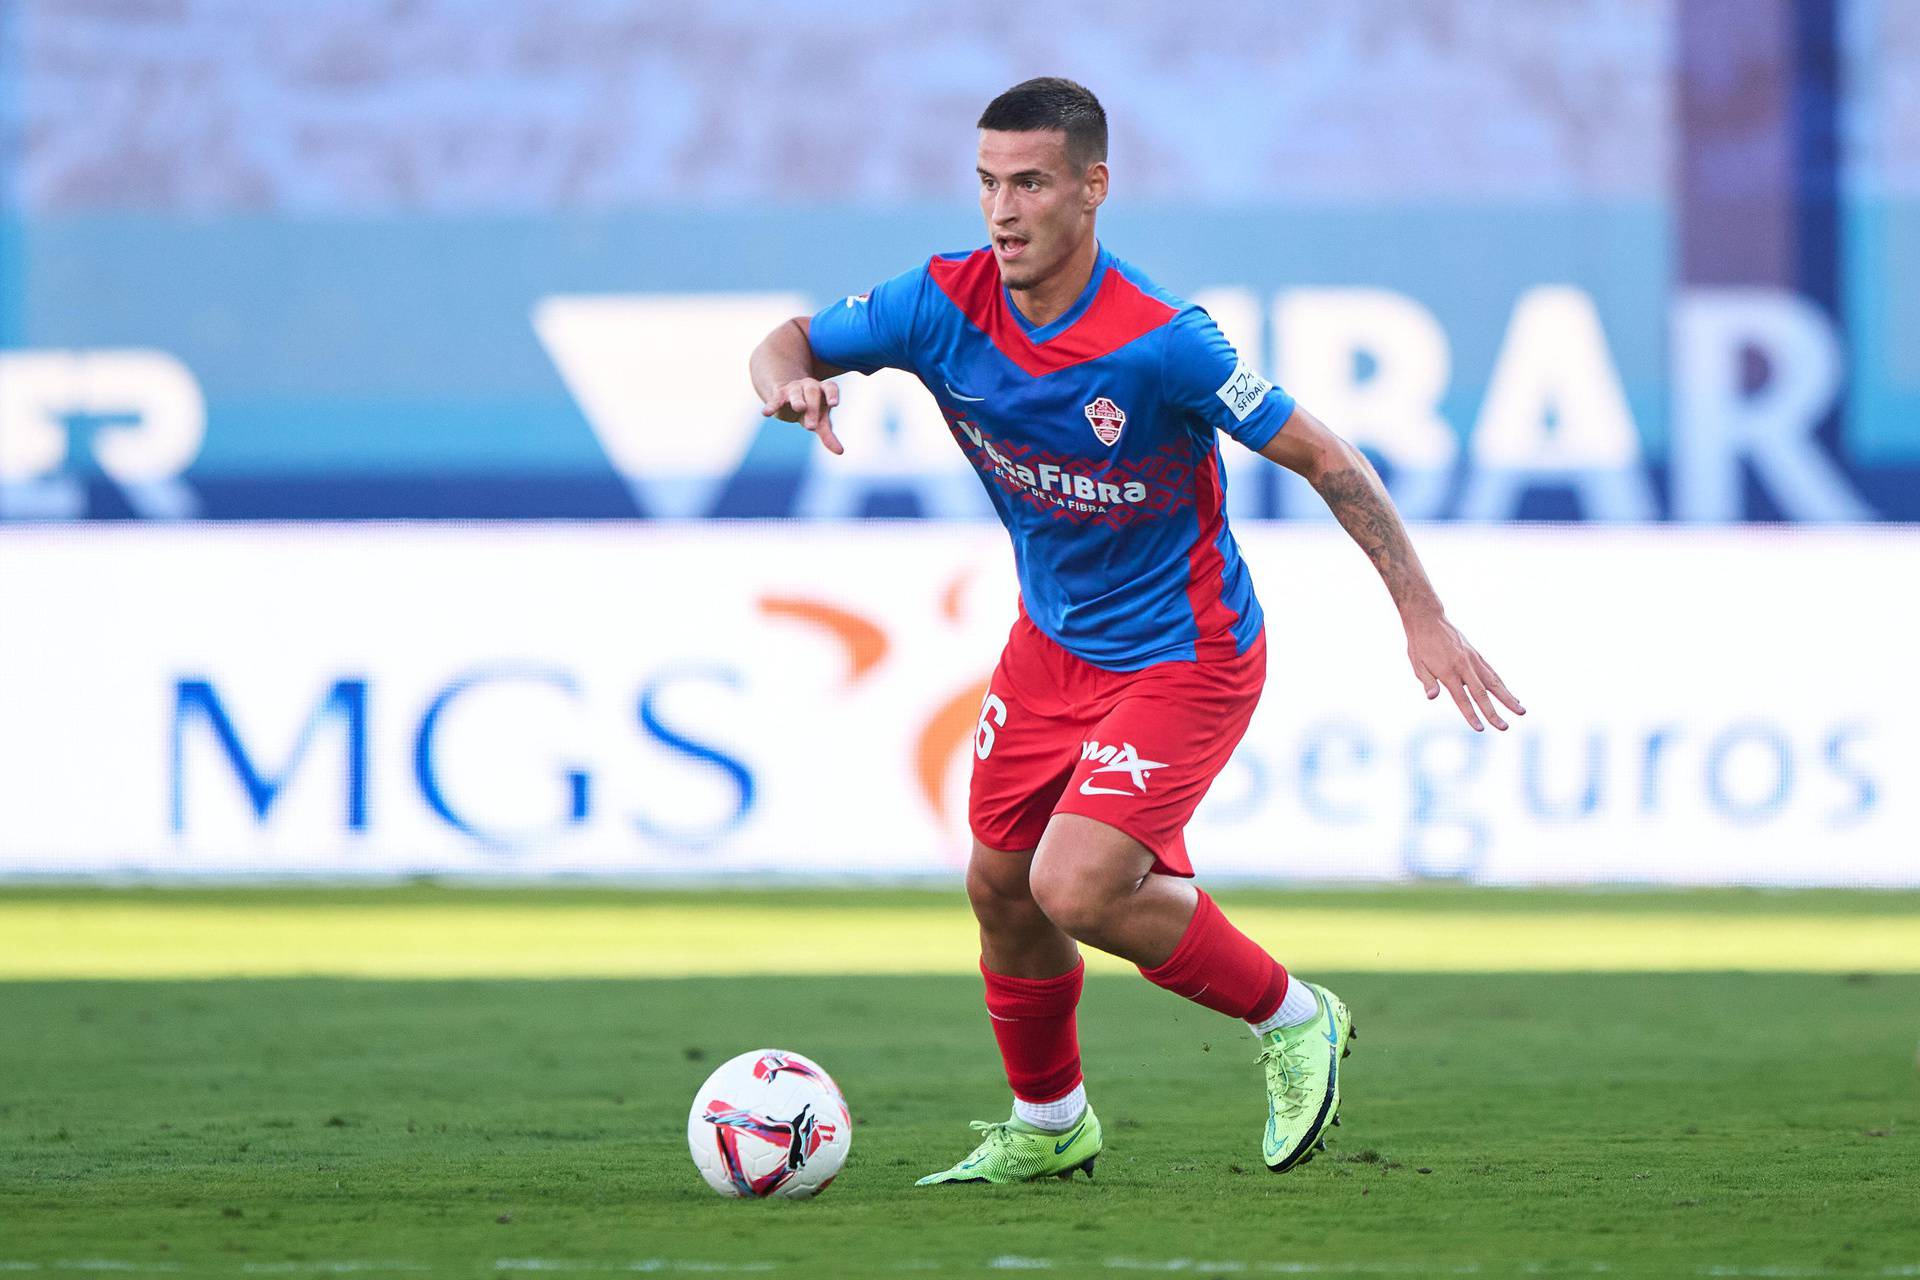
{"left": 1, "top": 887, "right": 1917, "bottom": 1278}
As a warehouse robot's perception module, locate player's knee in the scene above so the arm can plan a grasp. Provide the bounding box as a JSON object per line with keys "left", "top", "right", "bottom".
{"left": 966, "top": 852, "right": 1044, "bottom": 934}
{"left": 1028, "top": 857, "right": 1117, "bottom": 942}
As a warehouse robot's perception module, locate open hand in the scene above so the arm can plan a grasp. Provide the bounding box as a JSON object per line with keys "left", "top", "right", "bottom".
{"left": 763, "top": 378, "right": 843, "bottom": 455}
{"left": 1406, "top": 611, "right": 1525, "bottom": 732}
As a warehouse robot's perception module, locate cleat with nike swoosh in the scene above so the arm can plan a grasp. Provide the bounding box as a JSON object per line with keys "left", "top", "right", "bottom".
{"left": 914, "top": 1107, "right": 1103, "bottom": 1186}
{"left": 1258, "top": 982, "right": 1354, "bottom": 1174}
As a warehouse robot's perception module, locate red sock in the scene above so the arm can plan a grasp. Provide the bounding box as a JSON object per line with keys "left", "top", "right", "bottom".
{"left": 1138, "top": 890, "right": 1289, "bottom": 1023}
{"left": 980, "top": 957, "right": 1084, "bottom": 1103}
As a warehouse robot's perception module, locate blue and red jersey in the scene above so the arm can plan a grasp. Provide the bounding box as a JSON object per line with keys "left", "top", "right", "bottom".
{"left": 808, "top": 244, "right": 1295, "bottom": 672}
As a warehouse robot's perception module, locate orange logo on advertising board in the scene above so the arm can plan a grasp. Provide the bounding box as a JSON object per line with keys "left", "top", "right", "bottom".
{"left": 756, "top": 573, "right": 987, "bottom": 858}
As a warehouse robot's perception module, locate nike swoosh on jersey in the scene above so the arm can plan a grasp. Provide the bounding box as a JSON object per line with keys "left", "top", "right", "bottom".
{"left": 1078, "top": 779, "right": 1134, "bottom": 797}
{"left": 944, "top": 382, "right": 987, "bottom": 402}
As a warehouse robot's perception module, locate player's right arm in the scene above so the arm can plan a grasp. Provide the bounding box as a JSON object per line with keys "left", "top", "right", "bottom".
{"left": 748, "top": 264, "right": 931, "bottom": 456}
{"left": 749, "top": 317, "right": 849, "bottom": 455}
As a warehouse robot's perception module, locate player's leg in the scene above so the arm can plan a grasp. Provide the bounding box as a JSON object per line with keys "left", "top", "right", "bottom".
{"left": 1030, "top": 813, "right": 1351, "bottom": 1172}
{"left": 1033, "top": 636, "right": 1355, "bottom": 1171}
{"left": 912, "top": 837, "right": 1103, "bottom": 1186}
{"left": 967, "top": 838, "right": 1076, "bottom": 979}
{"left": 965, "top": 837, "right": 1085, "bottom": 1127}
{"left": 917, "top": 628, "right": 1103, "bottom": 1186}
{"left": 1033, "top": 634, "right": 1281, "bottom": 980}
{"left": 918, "top": 844, "right": 1102, "bottom": 1190}
{"left": 1027, "top": 814, "right": 1291, "bottom": 1018}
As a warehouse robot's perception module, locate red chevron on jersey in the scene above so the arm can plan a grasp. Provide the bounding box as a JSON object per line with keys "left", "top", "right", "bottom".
{"left": 928, "top": 249, "right": 1176, "bottom": 377}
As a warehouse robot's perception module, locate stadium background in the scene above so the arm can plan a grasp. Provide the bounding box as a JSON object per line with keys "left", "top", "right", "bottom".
{"left": 3, "top": 3, "right": 1919, "bottom": 1275}
{"left": 2, "top": 0, "right": 1915, "bottom": 886}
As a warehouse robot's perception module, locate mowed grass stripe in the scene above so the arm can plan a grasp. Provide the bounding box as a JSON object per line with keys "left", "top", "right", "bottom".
{"left": 3, "top": 972, "right": 1916, "bottom": 1270}
{"left": 3, "top": 900, "right": 1918, "bottom": 977}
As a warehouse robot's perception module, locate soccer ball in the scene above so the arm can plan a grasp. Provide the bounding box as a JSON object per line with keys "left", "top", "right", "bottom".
{"left": 686, "top": 1048, "right": 851, "bottom": 1199}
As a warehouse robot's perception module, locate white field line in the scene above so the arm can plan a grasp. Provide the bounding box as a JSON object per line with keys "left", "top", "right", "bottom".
{"left": 496, "top": 1265, "right": 779, "bottom": 1274}
{"left": 0, "top": 1263, "right": 1911, "bottom": 1278}
{"left": 241, "top": 1266, "right": 432, "bottom": 1274}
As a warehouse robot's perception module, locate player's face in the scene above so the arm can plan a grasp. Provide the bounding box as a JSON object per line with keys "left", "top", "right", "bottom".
{"left": 977, "top": 129, "right": 1107, "bottom": 291}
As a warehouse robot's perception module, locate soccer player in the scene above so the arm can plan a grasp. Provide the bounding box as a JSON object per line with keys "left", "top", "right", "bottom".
{"left": 747, "top": 77, "right": 1524, "bottom": 1183}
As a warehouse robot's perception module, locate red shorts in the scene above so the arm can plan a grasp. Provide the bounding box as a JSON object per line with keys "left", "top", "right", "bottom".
{"left": 967, "top": 611, "right": 1266, "bottom": 877}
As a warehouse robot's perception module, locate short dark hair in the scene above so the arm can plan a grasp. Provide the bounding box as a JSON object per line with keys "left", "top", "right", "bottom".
{"left": 977, "top": 77, "right": 1107, "bottom": 171}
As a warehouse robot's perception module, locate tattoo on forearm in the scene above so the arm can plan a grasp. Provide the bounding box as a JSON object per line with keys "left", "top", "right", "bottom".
{"left": 1312, "top": 463, "right": 1437, "bottom": 614}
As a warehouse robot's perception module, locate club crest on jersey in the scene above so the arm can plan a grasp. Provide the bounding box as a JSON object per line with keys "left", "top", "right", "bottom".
{"left": 1083, "top": 396, "right": 1127, "bottom": 447}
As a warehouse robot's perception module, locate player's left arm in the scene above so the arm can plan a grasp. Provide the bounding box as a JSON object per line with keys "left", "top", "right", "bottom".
{"left": 1258, "top": 406, "right": 1525, "bottom": 732}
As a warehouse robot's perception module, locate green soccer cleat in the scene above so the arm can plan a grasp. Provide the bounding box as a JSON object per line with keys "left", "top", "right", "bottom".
{"left": 1258, "top": 981, "right": 1356, "bottom": 1173}
{"left": 914, "top": 1107, "right": 1103, "bottom": 1185}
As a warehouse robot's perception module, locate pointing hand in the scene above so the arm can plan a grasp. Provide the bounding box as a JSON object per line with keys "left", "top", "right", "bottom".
{"left": 764, "top": 378, "right": 844, "bottom": 455}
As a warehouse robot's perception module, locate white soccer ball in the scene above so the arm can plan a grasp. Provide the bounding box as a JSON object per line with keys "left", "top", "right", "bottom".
{"left": 686, "top": 1048, "right": 851, "bottom": 1199}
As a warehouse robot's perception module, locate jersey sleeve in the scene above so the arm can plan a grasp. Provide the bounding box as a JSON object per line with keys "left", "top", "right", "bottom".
{"left": 806, "top": 261, "right": 929, "bottom": 376}
{"left": 1160, "top": 306, "right": 1296, "bottom": 451}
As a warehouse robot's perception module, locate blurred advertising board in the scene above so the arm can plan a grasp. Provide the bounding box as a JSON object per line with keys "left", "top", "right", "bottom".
{"left": 0, "top": 524, "right": 1912, "bottom": 885}
{"left": 2, "top": 207, "right": 1917, "bottom": 524}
